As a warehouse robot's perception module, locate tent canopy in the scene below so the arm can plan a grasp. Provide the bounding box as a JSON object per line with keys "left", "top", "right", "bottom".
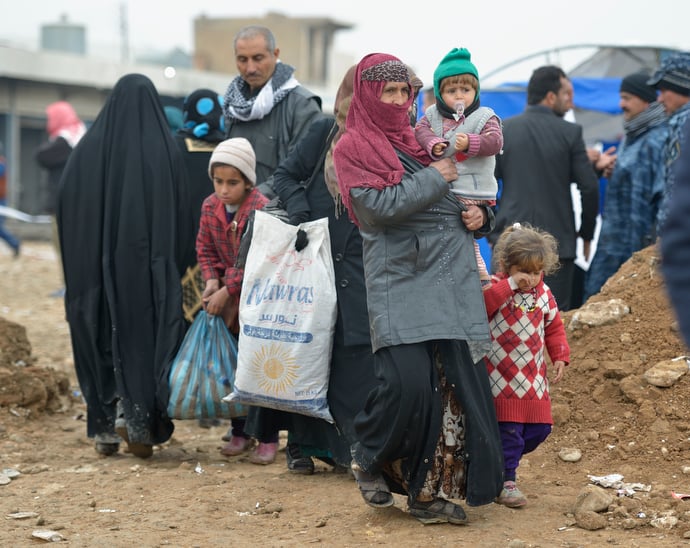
{"left": 477, "top": 45, "right": 685, "bottom": 143}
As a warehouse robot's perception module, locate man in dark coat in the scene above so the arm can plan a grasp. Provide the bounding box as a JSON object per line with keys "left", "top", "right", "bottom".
{"left": 219, "top": 24, "right": 322, "bottom": 466}
{"left": 494, "top": 65, "right": 599, "bottom": 311}
{"left": 222, "top": 25, "right": 322, "bottom": 200}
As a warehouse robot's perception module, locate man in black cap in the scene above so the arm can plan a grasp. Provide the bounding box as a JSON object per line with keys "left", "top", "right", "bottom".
{"left": 647, "top": 51, "right": 690, "bottom": 232}
{"left": 584, "top": 72, "right": 668, "bottom": 299}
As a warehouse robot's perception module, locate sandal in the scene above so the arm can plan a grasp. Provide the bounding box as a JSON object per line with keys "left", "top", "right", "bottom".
{"left": 408, "top": 497, "right": 468, "bottom": 525}
{"left": 351, "top": 463, "right": 394, "bottom": 508}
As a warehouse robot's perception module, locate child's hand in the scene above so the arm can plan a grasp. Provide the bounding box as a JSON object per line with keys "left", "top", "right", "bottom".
{"left": 202, "top": 279, "right": 221, "bottom": 313}
{"left": 551, "top": 360, "right": 565, "bottom": 383}
{"left": 202, "top": 279, "right": 219, "bottom": 303}
{"left": 509, "top": 271, "right": 534, "bottom": 292}
{"left": 432, "top": 142, "right": 447, "bottom": 156}
{"left": 206, "top": 286, "right": 229, "bottom": 316}
{"left": 455, "top": 133, "right": 469, "bottom": 152}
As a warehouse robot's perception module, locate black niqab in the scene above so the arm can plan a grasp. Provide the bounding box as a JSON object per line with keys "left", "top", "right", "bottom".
{"left": 57, "top": 73, "right": 195, "bottom": 445}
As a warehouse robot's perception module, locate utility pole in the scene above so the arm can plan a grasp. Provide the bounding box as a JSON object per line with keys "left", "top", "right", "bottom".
{"left": 119, "top": 2, "right": 129, "bottom": 63}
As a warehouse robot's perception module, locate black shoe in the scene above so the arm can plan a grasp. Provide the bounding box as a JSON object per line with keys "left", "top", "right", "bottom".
{"left": 286, "top": 442, "right": 315, "bottom": 475}
{"left": 94, "top": 433, "right": 120, "bottom": 457}
{"left": 95, "top": 442, "right": 119, "bottom": 456}
{"left": 115, "top": 402, "right": 153, "bottom": 459}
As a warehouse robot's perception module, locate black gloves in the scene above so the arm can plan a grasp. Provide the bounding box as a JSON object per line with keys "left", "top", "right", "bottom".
{"left": 295, "top": 229, "right": 309, "bottom": 252}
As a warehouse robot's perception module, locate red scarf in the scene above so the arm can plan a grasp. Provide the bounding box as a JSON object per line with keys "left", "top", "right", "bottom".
{"left": 333, "top": 53, "right": 430, "bottom": 221}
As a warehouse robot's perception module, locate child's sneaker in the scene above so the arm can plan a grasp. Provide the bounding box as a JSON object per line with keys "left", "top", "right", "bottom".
{"left": 496, "top": 481, "right": 527, "bottom": 508}
{"left": 249, "top": 442, "right": 278, "bottom": 465}
{"left": 220, "top": 435, "right": 254, "bottom": 457}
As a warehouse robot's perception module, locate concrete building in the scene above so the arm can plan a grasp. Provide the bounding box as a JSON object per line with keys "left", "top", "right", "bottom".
{"left": 0, "top": 47, "right": 233, "bottom": 216}
{"left": 193, "top": 11, "right": 352, "bottom": 87}
{"left": 0, "top": 12, "right": 351, "bottom": 220}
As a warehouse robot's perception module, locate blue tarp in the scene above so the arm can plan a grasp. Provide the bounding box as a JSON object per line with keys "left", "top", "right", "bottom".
{"left": 482, "top": 77, "right": 624, "bottom": 118}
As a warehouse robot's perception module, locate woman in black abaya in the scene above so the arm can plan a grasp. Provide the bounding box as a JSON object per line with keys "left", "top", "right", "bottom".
{"left": 57, "top": 74, "right": 195, "bottom": 457}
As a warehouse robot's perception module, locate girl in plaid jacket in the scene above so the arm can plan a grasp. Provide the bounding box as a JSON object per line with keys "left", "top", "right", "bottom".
{"left": 196, "top": 138, "right": 282, "bottom": 464}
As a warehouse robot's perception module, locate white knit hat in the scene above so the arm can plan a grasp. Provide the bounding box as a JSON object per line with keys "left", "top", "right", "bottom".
{"left": 208, "top": 137, "right": 256, "bottom": 185}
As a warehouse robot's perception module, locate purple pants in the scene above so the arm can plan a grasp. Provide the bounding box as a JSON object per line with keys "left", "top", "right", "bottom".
{"left": 499, "top": 422, "right": 552, "bottom": 481}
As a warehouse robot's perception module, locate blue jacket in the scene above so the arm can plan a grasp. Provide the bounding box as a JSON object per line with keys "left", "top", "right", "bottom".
{"left": 661, "top": 118, "right": 690, "bottom": 346}
{"left": 658, "top": 102, "right": 690, "bottom": 232}
{"left": 585, "top": 111, "right": 668, "bottom": 299}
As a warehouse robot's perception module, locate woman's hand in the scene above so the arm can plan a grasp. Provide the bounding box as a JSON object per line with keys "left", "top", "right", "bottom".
{"left": 461, "top": 204, "right": 487, "bottom": 232}
{"left": 429, "top": 157, "right": 457, "bottom": 183}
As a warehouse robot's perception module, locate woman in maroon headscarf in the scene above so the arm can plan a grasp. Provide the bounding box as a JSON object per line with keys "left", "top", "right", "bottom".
{"left": 333, "top": 53, "right": 503, "bottom": 525}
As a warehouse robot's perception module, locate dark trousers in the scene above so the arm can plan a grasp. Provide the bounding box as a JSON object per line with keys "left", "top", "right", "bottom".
{"left": 352, "top": 343, "right": 436, "bottom": 475}
{"left": 544, "top": 258, "right": 574, "bottom": 311}
{"left": 499, "top": 421, "right": 552, "bottom": 482}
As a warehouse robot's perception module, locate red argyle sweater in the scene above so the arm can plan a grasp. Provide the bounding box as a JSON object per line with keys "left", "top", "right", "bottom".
{"left": 483, "top": 273, "right": 570, "bottom": 424}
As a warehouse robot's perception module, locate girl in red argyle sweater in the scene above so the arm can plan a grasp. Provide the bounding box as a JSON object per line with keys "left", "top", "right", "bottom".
{"left": 483, "top": 223, "right": 570, "bottom": 508}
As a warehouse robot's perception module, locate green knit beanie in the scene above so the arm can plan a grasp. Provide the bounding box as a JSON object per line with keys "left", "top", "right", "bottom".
{"left": 433, "top": 48, "right": 480, "bottom": 101}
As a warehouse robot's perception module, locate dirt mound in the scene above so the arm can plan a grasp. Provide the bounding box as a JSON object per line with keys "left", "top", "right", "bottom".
{"left": 0, "top": 316, "right": 71, "bottom": 414}
{"left": 556, "top": 244, "right": 688, "bottom": 459}
{"left": 0, "top": 316, "right": 33, "bottom": 368}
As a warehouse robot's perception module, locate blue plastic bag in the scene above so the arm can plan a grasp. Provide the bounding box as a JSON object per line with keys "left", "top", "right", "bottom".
{"left": 167, "top": 311, "right": 246, "bottom": 419}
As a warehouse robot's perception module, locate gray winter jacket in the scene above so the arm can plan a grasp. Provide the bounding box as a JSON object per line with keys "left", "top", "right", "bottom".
{"left": 349, "top": 156, "right": 492, "bottom": 353}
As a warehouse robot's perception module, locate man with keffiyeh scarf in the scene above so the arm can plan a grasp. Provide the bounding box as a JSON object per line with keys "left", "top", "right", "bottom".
{"left": 219, "top": 25, "right": 322, "bottom": 468}
{"left": 221, "top": 25, "right": 322, "bottom": 200}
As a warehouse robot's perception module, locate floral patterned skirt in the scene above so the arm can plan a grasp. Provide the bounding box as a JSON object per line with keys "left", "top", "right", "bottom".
{"left": 383, "top": 347, "right": 467, "bottom": 502}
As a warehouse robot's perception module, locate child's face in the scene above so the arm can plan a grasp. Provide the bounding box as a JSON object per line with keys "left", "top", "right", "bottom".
{"left": 441, "top": 81, "right": 476, "bottom": 111}
{"left": 508, "top": 265, "right": 542, "bottom": 292}
{"left": 212, "top": 164, "right": 251, "bottom": 206}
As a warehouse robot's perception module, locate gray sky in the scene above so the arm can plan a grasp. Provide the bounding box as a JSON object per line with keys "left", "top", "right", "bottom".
{"left": 3, "top": 0, "right": 690, "bottom": 86}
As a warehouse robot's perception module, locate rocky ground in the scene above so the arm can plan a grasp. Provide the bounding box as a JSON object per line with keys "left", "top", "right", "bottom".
{"left": 1, "top": 241, "right": 689, "bottom": 547}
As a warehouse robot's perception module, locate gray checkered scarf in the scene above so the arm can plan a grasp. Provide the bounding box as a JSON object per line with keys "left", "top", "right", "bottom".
{"left": 623, "top": 101, "right": 667, "bottom": 140}
{"left": 222, "top": 62, "right": 298, "bottom": 122}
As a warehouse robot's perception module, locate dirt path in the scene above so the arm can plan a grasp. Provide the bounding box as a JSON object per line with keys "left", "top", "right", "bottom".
{"left": 1, "top": 242, "right": 689, "bottom": 547}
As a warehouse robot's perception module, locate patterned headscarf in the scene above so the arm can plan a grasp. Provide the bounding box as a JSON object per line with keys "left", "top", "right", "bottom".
{"left": 333, "top": 53, "right": 430, "bottom": 221}
{"left": 45, "top": 101, "right": 86, "bottom": 148}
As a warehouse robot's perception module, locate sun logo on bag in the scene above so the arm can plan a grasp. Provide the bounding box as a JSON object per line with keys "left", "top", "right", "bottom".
{"left": 251, "top": 344, "right": 299, "bottom": 395}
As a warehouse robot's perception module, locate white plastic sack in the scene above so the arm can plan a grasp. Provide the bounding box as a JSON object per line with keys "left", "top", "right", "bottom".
{"left": 224, "top": 211, "right": 337, "bottom": 422}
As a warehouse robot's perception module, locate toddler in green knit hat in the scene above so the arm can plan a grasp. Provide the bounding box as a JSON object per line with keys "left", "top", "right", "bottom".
{"left": 415, "top": 47, "right": 503, "bottom": 284}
